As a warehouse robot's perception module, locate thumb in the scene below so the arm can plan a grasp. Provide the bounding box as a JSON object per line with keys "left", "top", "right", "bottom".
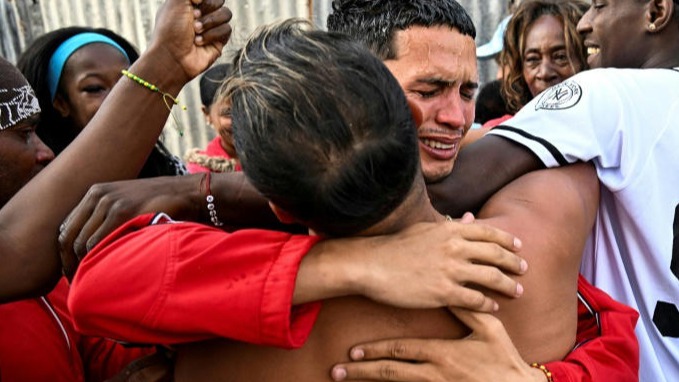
{"left": 448, "top": 306, "right": 502, "bottom": 337}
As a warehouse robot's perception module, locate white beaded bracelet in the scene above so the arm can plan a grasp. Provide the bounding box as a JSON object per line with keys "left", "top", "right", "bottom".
{"left": 203, "top": 172, "right": 224, "bottom": 227}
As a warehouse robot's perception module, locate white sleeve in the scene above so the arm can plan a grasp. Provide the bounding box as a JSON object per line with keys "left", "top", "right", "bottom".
{"left": 487, "top": 70, "right": 625, "bottom": 169}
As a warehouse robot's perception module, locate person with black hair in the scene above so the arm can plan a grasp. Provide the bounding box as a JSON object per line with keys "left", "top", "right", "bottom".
{"left": 65, "top": 1, "right": 637, "bottom": 381}
{"left": 344, "top": 0, "right": 679, "bottom": 380}
{"left": 474, "top": 79, "right": 511, "bottom": 125}
{"left": 71, "top": 19, "right": 592, "bottom": 381}
{"left": 0, "top": 0, "right": 232, "bottom": 379}
{"left": 17, "top": 26, "right": 186, "bottom": 179}
{"left": 184, "top": 62, "right": 240, "bottom": 173}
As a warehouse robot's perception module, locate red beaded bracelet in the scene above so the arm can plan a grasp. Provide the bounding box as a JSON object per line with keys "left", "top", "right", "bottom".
{"left": 530, "top": 363, "right": 554, "bottom": 382}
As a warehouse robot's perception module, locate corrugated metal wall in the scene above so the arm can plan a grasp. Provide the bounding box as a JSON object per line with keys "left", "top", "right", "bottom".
{"left": 1, "top": 0, "right": 507, "bottom": 158}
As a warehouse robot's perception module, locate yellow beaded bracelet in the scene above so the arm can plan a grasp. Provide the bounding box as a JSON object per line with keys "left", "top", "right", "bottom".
{"left": 121, "top": 69, "right": 187, "bottom": 136}
{"left": 530, "top": 363, "right": 554, "bottom": 382}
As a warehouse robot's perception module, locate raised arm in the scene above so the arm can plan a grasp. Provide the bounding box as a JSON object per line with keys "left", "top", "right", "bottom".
{"left": 0, "top": 0, "right": 232, "bottom": 303}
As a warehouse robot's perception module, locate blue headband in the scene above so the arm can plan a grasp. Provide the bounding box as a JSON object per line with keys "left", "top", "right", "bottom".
{"left": 47, "top": 32, "right": 130, "bottom": 100}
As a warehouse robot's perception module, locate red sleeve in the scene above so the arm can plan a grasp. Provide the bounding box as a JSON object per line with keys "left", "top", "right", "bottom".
{"left": 545, "top": 275, "right": 639, "bottom": 382}
{"left": 69, "top": 213, "right": 322, "bottom": 348}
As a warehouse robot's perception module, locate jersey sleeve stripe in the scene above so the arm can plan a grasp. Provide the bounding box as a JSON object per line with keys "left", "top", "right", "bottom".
{"left": 492, "top": 125, "right": 569, "bottom": 166}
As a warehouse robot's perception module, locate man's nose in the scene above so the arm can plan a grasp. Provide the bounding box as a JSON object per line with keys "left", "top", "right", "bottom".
{"left": 33, "top": 134, "right": 55, "bottom": 165}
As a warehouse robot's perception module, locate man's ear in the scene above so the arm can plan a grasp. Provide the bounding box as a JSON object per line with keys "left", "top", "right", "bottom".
{"left": 647, "top": 0, "right": 674, "bottom": 32}
{"left": 268, "top": 201, "right": 298, "bottom": 224}
{"left": 407, "top": 99, "right": 423, "bottom": 127}
{"left": 52, "top": 94, "right": 70, "bottom": 118}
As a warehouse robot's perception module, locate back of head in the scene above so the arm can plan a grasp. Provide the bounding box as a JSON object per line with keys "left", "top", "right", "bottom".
{"left": 199, "top": 63, "right": 233, "bottom": 108}
{"left": 227, "top": 19, "right": 419, "bottom": 237}
{"left": 475, "top": 79, "right": 511, "bottom": 124}
{"left": 327, "top": 0, "right": 476, "bottom": 60}
{"left": 501, "top": 0, "right": 588, "bottom": 112}
{"left": 17, "top": 26, "right": 139, "bottom": 155}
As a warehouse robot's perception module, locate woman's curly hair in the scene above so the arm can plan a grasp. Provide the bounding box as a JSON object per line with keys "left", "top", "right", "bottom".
{"left": 500, "top": 0, "right": 589, "bottom": 113}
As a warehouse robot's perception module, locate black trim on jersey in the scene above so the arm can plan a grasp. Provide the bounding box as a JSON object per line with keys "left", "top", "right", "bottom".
{"left": 493, "top": 125, "right": 569, "bottom": 166}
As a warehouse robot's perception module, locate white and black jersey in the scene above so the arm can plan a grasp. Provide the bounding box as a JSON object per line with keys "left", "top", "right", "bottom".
{"left": 488, "top": 67, "right": 679, "bottom": 382}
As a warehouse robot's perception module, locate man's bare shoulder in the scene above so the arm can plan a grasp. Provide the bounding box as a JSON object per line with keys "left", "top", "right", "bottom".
{"left": 479, "top": 162, "right": 599, "bottom": 221}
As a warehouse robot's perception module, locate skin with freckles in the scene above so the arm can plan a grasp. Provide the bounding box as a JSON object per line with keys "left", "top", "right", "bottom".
{"left": 385, "top": 26, "right": 478, "bottom": 182}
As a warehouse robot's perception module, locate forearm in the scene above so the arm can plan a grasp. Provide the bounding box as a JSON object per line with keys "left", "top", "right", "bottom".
{"left": 70, "top": 216, "right": 322, "bottom": 347}
{"left": 203, "top": 172, "right": 293, "bottom": 230}
{"left": 428, "top": 135, "right": 544, "bottom": 217}
{"left": 0, "top": 49, "right": 188, "bottom": 302}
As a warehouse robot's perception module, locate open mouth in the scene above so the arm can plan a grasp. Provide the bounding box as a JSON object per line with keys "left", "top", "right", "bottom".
{"left": 586, "top": 46, "right": 600, "bottom": 56}
{"left": 419, "top": 137, "right": 460, "bottom": 160}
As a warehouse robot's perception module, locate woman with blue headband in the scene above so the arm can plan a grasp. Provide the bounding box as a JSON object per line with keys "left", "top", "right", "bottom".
{"left": 18, "top": 26, "right": 185, "bottom": 178}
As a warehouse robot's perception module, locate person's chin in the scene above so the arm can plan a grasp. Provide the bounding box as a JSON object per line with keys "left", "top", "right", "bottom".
{"left": 422, "top": 163, "right": 454, "bottom": 183}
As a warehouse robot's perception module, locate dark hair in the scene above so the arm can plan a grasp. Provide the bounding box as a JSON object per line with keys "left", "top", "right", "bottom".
{"left": 500, "top": 0, "right": 588, "bottom": 112}
{"left": 199, "top": 63, "right": 233, "bottom": 108}
{"left": 475, "top": 79, "right": 511, "bottom": 124}
{"left": 327, "top": 0, "right": 476, "bottom": 60}
{"left": 227, "top": 19, "right": 419, "bottom": 237}
{"left": 17, "top": 26, "right": 184, "bottom": 177}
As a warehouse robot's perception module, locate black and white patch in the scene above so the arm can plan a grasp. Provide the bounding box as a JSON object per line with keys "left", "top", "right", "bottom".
{"left": 535, "top": 80, "right": 582, "bottom": 111}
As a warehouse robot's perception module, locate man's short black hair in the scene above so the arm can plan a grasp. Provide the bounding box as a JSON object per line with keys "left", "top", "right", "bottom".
{"left": 327, "top": 0, "right": 476, "bottom": 60}
{"left": 228, "top": 19, "right": 420, "bottom": 236}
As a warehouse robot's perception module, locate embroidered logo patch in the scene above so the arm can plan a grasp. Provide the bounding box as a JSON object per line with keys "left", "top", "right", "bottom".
{"left": 535, "top": 80, "right": 582, "bottom": 111}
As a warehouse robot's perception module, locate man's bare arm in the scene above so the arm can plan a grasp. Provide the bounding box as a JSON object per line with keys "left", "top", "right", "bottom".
{"left": 428, "top": 135, "right": 544, "bottom": 217}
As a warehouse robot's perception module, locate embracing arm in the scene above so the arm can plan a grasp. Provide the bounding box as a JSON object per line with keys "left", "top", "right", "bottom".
{"left": 333, "top": 163, "right": 639, "bottom": 382}
{"left": 69, "top": 212, "right": 526, "bottom": 347}
{"left": 428, "top": 135, "right": 544, "bottom": 217}
{"left": 0, "top": 0, "right": 231, "bottom": 303}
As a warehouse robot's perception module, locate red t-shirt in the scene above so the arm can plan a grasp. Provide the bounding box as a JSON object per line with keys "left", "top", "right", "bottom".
{"left": 69, "top": 213, "right": 639, "bottom": 382}
{"left": 0, "top": 278, "right": 148, "bottom": 382}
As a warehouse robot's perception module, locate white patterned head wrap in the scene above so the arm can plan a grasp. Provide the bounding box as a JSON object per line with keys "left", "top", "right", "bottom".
{"left": 0, "top": 57, "right": 41, "bottom": 131}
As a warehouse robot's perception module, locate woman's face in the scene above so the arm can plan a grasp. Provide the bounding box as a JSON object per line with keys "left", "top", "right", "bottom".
{"left": 521, "top": 15, "right": 582, "bottom": 97}
{"left": 54, "top": 43, "right": 129, "bottom": 130}
{"left": 207, "top": 99, "right": 237, "bottom": 159}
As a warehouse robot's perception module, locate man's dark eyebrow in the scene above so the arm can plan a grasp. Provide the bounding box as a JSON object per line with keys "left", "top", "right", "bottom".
{"left": 416, "top": 78, "right": 479, "bottom": 90}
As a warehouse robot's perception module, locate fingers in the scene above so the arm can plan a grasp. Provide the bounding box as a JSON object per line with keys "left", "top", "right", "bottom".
{"left": 451, "top": 225, "right": 527, "bottom": 276}
{"left": 330, "top": 339, "right": 444, "bottom": 381}
{"left": 59, "top": 197, "right": 98, "bottom": 279}
{"left": 193, "top": 0, "right": 223, "bottom": 14}
{"left": 446, "top": 285, "right": 499, "bottom": 312}
{"left": 195, "top": 22, "right": 232, "bottom": 49}
{"left": 448, "top": 307, "right": 507, "bottom": 339}
{"left": 454, "top": 220, "right": 522, "bottom": 250}
{"left": 331, "top": 361, "right": 430, "bottom": 381}
{"left": 193, "top": 0, "right": 231, "bottom": 45}
{"left": 350, "top": 339, "right": 434, "bottom": 363}
{"left": 453, "top": 259, "right": 524, "bottom": 299}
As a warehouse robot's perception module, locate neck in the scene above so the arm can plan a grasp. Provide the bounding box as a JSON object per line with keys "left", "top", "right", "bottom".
{"left": 359, "top": 177, "right": 446, "bottom": 236}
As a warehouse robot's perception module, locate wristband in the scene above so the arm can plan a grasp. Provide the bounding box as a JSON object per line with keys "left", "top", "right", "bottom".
{"left": 200, "top": 172, "right": 224, "bottom": 227}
